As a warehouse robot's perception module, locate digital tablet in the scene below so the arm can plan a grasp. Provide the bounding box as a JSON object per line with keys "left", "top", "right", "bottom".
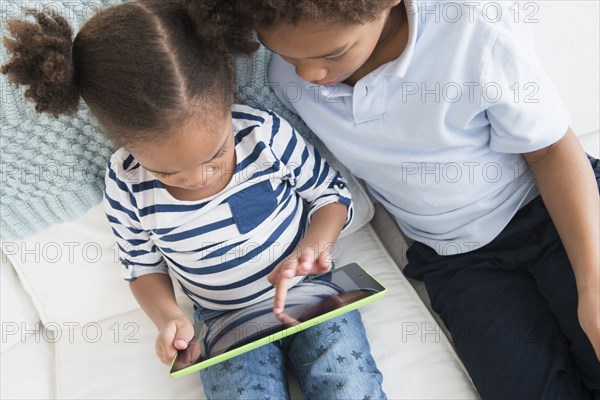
{"left": 169, "top": 262, "right": 386, "bottom": 377}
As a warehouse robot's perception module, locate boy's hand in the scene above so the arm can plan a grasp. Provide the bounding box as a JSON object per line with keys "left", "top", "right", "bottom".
{"left": 155, "top": 314, "right": 195, "bottom": 365}
{"left": 578, "top": 288, "right": 600, "bottom": 360}
{"left": 268, "top": 246, "right": 332, "bottom": 316}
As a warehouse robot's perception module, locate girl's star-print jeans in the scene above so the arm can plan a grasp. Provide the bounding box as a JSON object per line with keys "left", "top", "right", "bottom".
{"left": 195, "top": 307, "right": 387, "bottom": 400}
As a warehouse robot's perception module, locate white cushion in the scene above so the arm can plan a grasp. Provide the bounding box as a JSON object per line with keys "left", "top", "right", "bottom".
{"left": 53, "top": 223, "right": 477, "bottom": 399}
{"left": 0, "top": 328, "right": 54, "bottom": 399}
{"left": 53, "top": 297, "right": 203, "bottom": 399}
{"left": 0, "top": 251, "right": 41, "bottom": 351}
{"left": 2, "top": 205, "right": 140, "bottom": 329}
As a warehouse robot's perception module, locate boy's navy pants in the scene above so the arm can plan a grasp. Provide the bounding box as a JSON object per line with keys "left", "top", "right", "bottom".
{"left": 405, "top": 157, "right": 600, "bottom": 399}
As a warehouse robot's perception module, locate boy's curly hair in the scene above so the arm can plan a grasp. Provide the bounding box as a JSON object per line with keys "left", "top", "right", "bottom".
{"left": 186, "top": 0, "right": 257, "bottom": 54}
{"left": 187, "top": 0, "right": 399, "bottom": 33}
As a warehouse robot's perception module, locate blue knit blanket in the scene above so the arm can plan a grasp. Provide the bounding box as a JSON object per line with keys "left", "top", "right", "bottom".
{"left": 0, "top": 0, "right": 320, "bottom": 240}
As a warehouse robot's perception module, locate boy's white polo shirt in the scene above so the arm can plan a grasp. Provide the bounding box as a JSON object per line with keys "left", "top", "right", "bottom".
{"left": 269, "top": 0, "right": 570, "bottom": 254}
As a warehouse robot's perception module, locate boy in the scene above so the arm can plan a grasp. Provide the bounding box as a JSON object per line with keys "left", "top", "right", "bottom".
{"left": 205, "top": 0, "right": 600, "bottom": 397}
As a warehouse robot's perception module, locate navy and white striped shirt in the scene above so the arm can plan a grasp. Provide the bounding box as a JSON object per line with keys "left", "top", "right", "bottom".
{"left": 104, "top": 104, "right": 353, "bottom": 310}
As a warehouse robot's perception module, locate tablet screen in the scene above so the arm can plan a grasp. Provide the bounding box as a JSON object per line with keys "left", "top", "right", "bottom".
{"left": 170, "top": 263, "right": 385, "bottom": 376}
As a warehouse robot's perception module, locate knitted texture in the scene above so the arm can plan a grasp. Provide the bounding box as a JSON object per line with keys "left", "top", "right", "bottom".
{"left": 1, "top": 0, "right": 127, "bottom": 240}
{"left": 0, "top": 1, "right": 325, "bottom": 240}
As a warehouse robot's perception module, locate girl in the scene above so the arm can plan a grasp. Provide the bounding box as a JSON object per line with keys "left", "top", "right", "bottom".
{"left": 218, "top": 0, "right": 600, "bottom": 398}
{"left": 1, "top": 1, "right": 387, "bottom": 399}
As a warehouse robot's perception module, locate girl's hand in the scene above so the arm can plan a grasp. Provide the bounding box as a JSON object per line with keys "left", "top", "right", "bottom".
{"left": 155, "top": 314, "right": 195, "bottom": 365}
{"left": 268, "top": 246, "right": 332, "bottom": 316}
{"left": 578, "top": 288, "right": 600, "bottom": 361}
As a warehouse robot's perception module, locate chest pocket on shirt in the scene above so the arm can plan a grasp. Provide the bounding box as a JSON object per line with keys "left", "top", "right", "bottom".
{"left": 227, "top": 180, "right": 278, "bottom": 234}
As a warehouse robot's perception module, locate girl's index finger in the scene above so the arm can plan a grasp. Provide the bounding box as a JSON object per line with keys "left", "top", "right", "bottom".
{"left": 272, "top": 260, "right": 298, "bottom": 314}
{"left": 273, "top": 273, "right": 291, "bottom": 315}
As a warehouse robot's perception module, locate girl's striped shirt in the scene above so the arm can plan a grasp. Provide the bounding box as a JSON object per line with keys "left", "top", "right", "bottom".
{"left": 104, "top": 104, "right": 353, "bottom": 310}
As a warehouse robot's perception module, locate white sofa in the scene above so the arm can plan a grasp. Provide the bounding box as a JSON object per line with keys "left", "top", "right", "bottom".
{"left": 1, "top": 2, "right": 598, "bottom": 399}
{"left": 1, "top": 197, "right": 482, "bottom": 399}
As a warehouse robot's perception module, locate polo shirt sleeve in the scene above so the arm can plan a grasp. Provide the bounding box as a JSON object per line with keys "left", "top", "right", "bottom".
{"left": 265, "top": 111, "right": 354, "bottom": 232}
{"left": 481, "top": 24, "right": 570, "bottom": 154}
{"left": 103, "top": 152, "right": 169, "bottom": 282}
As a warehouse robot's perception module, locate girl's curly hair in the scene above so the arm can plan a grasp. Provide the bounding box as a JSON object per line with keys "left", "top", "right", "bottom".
{"left": 2, "top": 11, "right": 78, "bottom": 116}
{"left": 1, "top": 0, "right": 255, "bottom": 146}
